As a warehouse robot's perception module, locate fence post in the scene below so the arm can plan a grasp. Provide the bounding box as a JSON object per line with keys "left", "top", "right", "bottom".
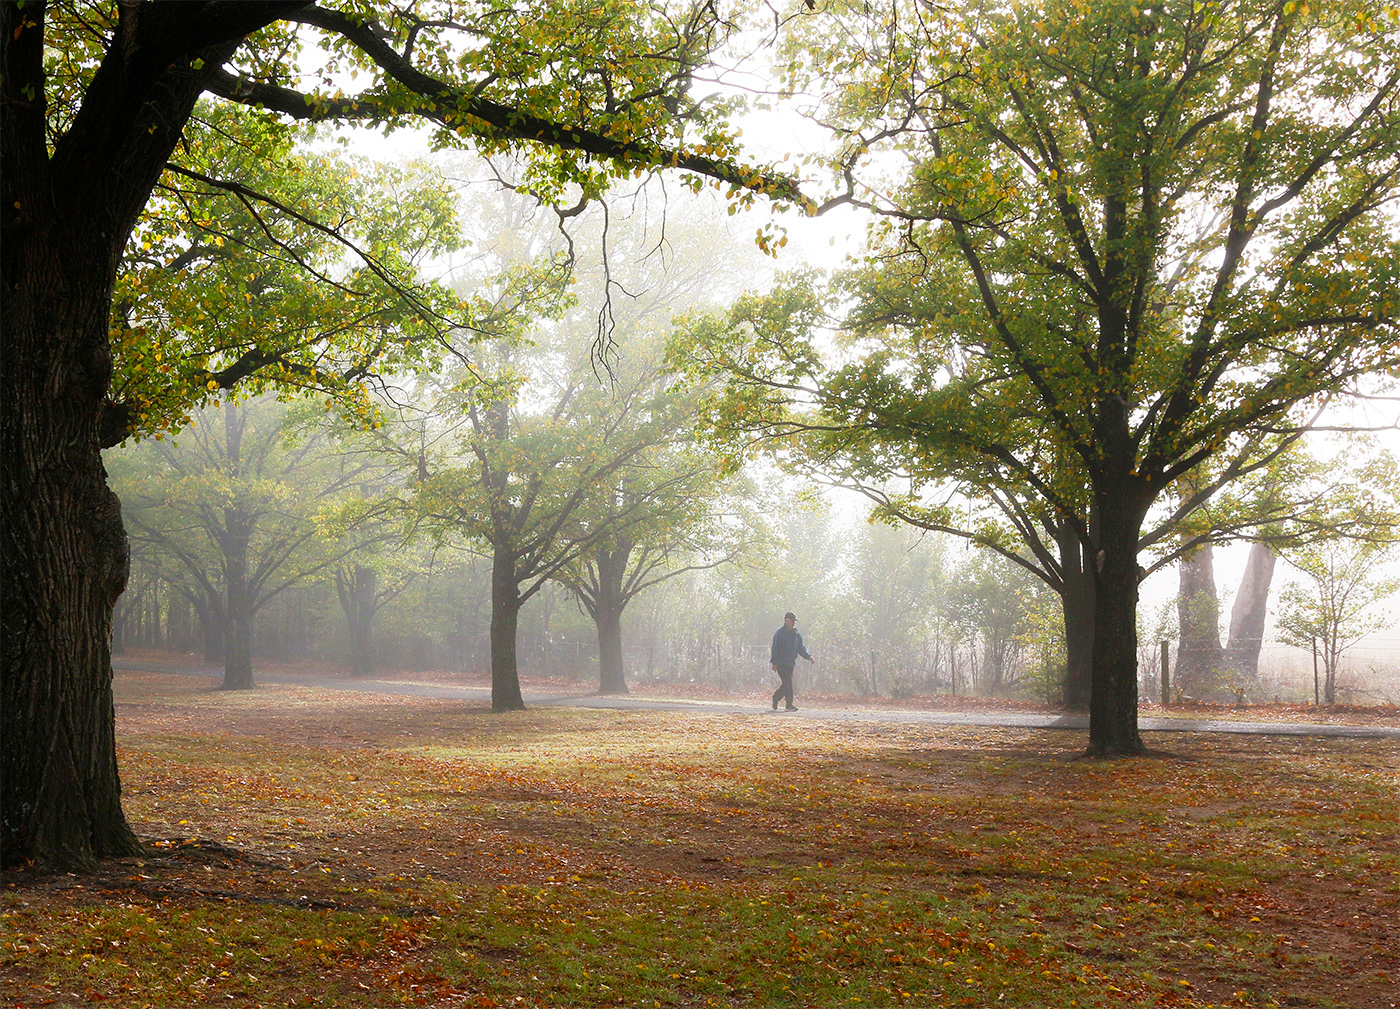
{"left": 1160, "top": 640, "right": 1170, "bottom": 707}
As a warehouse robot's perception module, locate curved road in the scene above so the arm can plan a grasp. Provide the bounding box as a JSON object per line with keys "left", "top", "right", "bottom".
{"left": 114, "top": 659, "right": 1400, "bottom": 740}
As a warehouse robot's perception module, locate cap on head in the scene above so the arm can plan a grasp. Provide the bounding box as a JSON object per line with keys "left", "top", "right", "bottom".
{"left": 784, "top": 611, "right": 797, "bottom": 621}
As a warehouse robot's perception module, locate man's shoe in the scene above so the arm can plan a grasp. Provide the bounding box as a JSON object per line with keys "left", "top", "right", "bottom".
{"left": 772, "top": 697, "right": 779, "bottom": 710}
{"left": 785, "top": 705, "right": 799, "bottom": 711}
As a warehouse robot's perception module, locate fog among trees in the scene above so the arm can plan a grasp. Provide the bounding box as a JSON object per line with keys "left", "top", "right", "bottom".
{"left": 102, "top": 162, "right": 1400, "bottom": 714}
{"left": 9, "top": 0, "right": 1400, "bottom": 870}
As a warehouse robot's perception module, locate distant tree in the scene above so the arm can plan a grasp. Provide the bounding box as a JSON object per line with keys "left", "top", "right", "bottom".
{"left": 832, "top": 521, "right": 949, "bottom": 698}
{"left": 416, "top": 328, "right": 700, "bottom": 711}
{"left": 333, "top": 560, "right": 415, "bottom": 679}
{"left": 948, "top": 553, "right": 1042, "bottom": 697}
{"left": 1277, "top": 539, "right": 1398, "bottom": 705}
{"left": 1169, "top": 447, "right": 1400, "bottom": 696}
{"left": 685, "top": 0, "right": 1400, "bottom": 754}
{"left": 561, "top": 450, "right": 741, "bottom": 695}
{"left": 322, "top": 510, "right": 432, "bottom": 679}
{"left": 111, "top": 397, "right": 382, "bottom": 688}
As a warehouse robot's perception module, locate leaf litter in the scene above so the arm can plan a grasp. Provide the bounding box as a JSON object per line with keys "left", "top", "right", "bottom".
{"left": 1, "top": 670, "right": 1396, "bottom": 1008}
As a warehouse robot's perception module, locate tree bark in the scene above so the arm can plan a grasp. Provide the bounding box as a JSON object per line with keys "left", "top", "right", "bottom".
{"left": 0, "top": 269, "right": 142, "bottom": 865}
{"left": 1174, "top": 543, "right": 1223, "bottom": 696}
{"left": 0, "top": 149, "right": 144, "bottom": 867}
{"left": 596, "top": 604, "right": 628, "bottom": 695}
{"left": 490, "top": 548, "right": 526, "bottom": 712}
{"left": 591, "top": 544, "right": 632, "bottom": 694}
{"left": 1057, "top": 519, "right": 1095, "bottom": 709}
{"left": 336, "top": 565, "right": 378, "bottom": 678}
{"left": 1224, "top": 540, "right": 1275, "bottom": 680}
{"left": 1086, "top": 440, "right": 1147, "bottom": 756}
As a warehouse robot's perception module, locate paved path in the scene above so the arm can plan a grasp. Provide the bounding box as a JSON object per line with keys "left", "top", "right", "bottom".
{"left": 114, "top": 660, "right": 1400, "bottom": 740}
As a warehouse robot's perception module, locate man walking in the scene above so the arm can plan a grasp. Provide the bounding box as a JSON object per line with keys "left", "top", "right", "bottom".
{"left": 770, "top": 611, "right": 814, "bottom": 711}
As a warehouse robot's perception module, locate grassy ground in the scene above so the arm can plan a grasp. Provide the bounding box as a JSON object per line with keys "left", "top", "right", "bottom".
{"left": 3, "top": 671, "right": 1397, "bottom": 1009}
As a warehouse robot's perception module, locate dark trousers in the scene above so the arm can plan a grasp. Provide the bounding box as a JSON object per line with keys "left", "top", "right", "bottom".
{"left": 772, "top": 665, "right": 795, "bottom": 708}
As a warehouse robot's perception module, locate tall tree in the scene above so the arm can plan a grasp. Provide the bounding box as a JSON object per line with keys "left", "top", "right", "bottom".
{"left": 2, "top": 0, "right": 798, "bottom": 868}
{"left": 682, "top": 0, "right": 1400, "bottom": 753}
{"left": 833, "top": 521, "right": 951, "bottom": 698}
{"left": 1224, "top": 541, "right": 1278, "bottom": 680}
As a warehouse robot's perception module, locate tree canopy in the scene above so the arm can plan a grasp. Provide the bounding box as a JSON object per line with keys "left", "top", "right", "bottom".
{"left": 112, "top": 105, "right": 464, "bottom": 438}
{"left": 677, "top": 0, "right": 1400, "bottom": 753}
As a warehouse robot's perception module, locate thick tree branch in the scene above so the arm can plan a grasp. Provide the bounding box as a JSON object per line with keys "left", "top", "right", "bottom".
{"left": 203, "top": 6, "right": 811, "bottom": 207}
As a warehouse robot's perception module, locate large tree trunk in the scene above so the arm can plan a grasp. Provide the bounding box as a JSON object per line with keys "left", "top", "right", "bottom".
{"left": 1, "top": 1, "right": 345, "bottom": 869}
{"left": 1086, "top": 449, "right": 1147, "bottom": 756}
{"left": 1224, "top": 540, "right": 1275, "bottom": 680}
{"left": 1175, "top": 543, "right": 1223, "bottom": 696}
{"left": 0, "top": 269, "right": 143, "bottom": 866}
{"left": 596, "top": 604, "right": 627, "bottom": 695}
{"left": 490, "top": 549, "right": 526, "bottom": 712}
{"left": 592, "top": 544, "right": 632, "bottom": 694}
{"left": 0, "top": 121, "right": 144, "bottom": 870}
{"left": 337, "top": 564, "right": 378, "bottom": 678}
{"left": 1056, "top": 520, "right": 1094, "bottom": 709}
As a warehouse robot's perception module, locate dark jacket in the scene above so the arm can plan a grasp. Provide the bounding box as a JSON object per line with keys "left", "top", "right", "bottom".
{"left": 770, "top": 626, "right": 811, "bottom": 668}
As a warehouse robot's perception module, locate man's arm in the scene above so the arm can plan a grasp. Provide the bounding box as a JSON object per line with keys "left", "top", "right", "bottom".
{"left": 797, "top": 632, "right": 814, "bottom": 662}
